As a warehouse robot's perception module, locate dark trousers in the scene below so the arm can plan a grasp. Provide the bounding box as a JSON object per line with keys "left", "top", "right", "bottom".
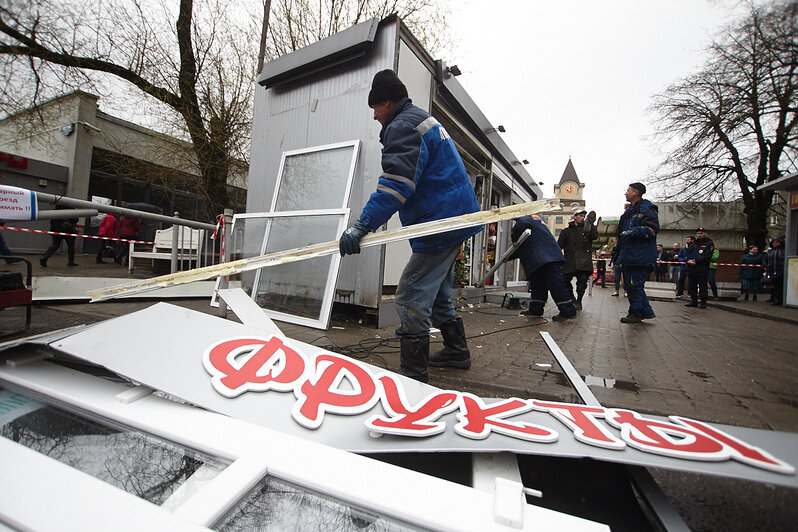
{"left": 42, "top": 235, "right": 76, "bottom": 264}
{"left": 676, "top": 270, "right": 687, "bottom": 296}
{"left": 689, "top": 272, "right": 709, "bottom": 304}
{"left": 0, "top": 231, "right": 11, "bottom": 263}
{"left": 622, "top": 266, "right": 654, "bottom": 317}
{"left": 708, "top": 269, "right": 718, "bottom": 298}
{"left": 771, "top": 275, "right": 784, "bottom": 304}
{"left": 115, "top": 241, "right": 131, "bottom": 265}
{"left": 593, "top": 269, "right": 606, "bottom": 287}
{"left": 528, "top": 263, "right": 577, "bottom": 316}
{"left": 563, "top": 270, "right": 591, "bottom": 302}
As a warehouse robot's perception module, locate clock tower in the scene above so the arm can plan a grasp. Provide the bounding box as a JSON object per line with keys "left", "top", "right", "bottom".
{"left": 541, "top": 158, "right": 588, "bottom": 237}
{"left": 553, "top": 158, "right": 585, "bottom": 203}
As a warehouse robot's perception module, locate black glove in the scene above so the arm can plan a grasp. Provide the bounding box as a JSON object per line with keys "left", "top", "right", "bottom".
{"left": 339, "top": 220, "right": 371, "bottom": 255}
{"left": 620, "top": 229, "right": 634, "bottom": 239}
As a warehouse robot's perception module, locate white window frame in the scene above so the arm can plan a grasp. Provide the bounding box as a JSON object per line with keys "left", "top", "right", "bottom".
{"left": 243, "top": 209, "right": 350, "bottom": 329}
{"left": 270, "top": 140, "right": 361, "bottom": 213}
{"left": 0, "top": 361, "right": 601, "bottom": 531}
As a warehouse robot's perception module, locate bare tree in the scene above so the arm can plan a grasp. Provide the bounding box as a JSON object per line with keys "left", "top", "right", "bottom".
{"left": 262, "top": 0, "right": 451, "bottom": 58}
{"left": 0, "top": 0, "right": 259, "bottom": 219}
{"left": 0, "top": 0, "right": 450, "bottom": 220}
{"left": 649, "top": 1, "right": 797, "bottom": 248}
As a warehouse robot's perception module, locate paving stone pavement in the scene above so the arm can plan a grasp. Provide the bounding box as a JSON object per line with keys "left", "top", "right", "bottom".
{"left": 2, "top": 264, "right": 797, "bottom": 531}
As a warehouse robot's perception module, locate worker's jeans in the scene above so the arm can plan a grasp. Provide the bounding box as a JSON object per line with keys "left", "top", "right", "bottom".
{"left": 622, "top": 265, "right": 654, "bottom": 317}
{"left": 395, "top": 244, "right": 460, "bottom": 339}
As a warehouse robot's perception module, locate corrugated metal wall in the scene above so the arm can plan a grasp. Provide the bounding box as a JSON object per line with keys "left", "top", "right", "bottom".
{"left": 247, "top": 23, "right": 398, "bottom": 308}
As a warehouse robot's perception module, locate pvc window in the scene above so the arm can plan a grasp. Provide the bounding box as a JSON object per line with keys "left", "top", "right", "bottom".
{"left": 0, "top": 358, "right": 577, "bottom": 531}
{"left": 0, "top": 388, "right": 228, "bottom": 508}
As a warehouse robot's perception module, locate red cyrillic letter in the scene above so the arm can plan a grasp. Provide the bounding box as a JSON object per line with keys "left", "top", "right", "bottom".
{"left": 203, "top": 336, "right": 306, "bottom": 398}
{"left": 366, "top": 374, "right": 459, "bottom": 437}
{"left": 671, "top": 416, "right": 795, "bottom": 474}
{"left": 533, "top": 400, "right": 625, "bottom": 450}
{"left": 293, "top": 353, "right": 378, "bottom": 429}
{"left": 607, "top": 409, "right": 725, "bottom": 459}
{"left": 454, "top": 394, "right": 558, "bottom": 443}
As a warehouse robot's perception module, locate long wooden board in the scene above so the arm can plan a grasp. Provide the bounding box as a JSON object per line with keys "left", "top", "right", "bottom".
{"left": 88, "top": 200, "right": 558, "bottom": 302}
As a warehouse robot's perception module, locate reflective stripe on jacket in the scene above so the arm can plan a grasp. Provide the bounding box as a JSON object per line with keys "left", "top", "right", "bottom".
{"left": 360, "top": 98, "right": 481, "bottom": 252}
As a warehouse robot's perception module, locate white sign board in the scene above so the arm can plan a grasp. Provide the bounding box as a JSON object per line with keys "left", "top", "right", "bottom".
{"left": 0, "top": 185, "right": 37, "bottom": 220}
{"left": 46, "top": 303, "right": 798, "bottom": 488}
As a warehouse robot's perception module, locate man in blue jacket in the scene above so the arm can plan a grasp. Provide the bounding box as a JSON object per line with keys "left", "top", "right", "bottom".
{"left": 339, "top": 70, "right": 482, "bottom": 382}
{"left": 614, "top": 182, "right": 659, "bottom": 323}
{"left": 511, "top": 215, "right": 576, "bottom": 321}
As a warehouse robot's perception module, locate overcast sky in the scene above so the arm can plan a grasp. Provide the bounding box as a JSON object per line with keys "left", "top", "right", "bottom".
{"left": 443, "top": 0, "right": 747, "bottom": 217}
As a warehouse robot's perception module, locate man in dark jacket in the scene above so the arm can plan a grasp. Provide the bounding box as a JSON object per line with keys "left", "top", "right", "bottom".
{"left": 557, "top": 210, "right": 598, "bottom": 310}
{"left": 765, "top": 236, "right": 785, "bottom": 305}
{"left": 339, "top": 70, "right": 481, "bottom": 383}
{"left": 40, "top": 211, "right": 79, "bottom": 267}
{"left": 510, "top": 215, "right": 576, "bottom": 321}
{"left": 675, "top": 236, "right": 694, "bottom": 298}
{"left": 614, "top": 183, "right": 659, "bottom": 323}
{"left": 684, "top": 228, "right": 714, "bottom": 308}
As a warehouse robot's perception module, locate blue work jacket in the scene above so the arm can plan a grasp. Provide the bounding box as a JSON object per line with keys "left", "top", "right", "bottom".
{"left": 616, "top": 199, "right": 659, "bottom": 267}
{"left": 359, "top": 98, "right": 481, "bottom": 252}
{"left": 510, "top": 215, "right": 564, "bottom": 275}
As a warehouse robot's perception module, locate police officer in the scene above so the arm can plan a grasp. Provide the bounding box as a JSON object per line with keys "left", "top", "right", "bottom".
{"left": 684, "top": 227, "right": 715, "bottom": 308}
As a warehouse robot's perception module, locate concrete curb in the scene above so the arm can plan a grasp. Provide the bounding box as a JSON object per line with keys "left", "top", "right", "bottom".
{"left": 707, "top": 301, "right": 798, "bottom": 325}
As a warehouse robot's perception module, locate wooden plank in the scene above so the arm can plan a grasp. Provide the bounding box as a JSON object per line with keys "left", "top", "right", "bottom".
{"left": 88, "top": 200, "right": 559, "bottom": 302}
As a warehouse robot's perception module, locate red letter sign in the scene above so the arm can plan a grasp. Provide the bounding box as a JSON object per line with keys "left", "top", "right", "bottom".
{"left": 533, "top": 400, "right": 625, "bottom": 450}
{"left": 203, "top": 336, "right": 306, "bottom": 398}
{"left": 455, "top": 394, "right": 558, "bottom": 443}
{"left": 293, "top": 353, "right": 379, "bottom": 429}
{"left": 366, "top": 374, "right": 459, "bottom": 437}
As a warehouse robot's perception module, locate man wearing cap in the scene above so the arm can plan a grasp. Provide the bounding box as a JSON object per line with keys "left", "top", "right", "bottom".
{"left": 557, "top": 209, "right": 598, "bottom": 309}
{"left": 339, "top": 69, "right": 481, "bottom": 383}
{"left": 614, "top": 183, "right": 659, "bottom": 323}
{"left": 684, "top": 228, "right": 715, "bottom": 308}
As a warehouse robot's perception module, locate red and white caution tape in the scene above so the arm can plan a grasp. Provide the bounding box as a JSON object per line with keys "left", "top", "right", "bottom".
{"left": 656, "top": 260, "right": 765, "bottom": 268}
{"left": 0, "top": 225, "right": 155, "bottom": 245}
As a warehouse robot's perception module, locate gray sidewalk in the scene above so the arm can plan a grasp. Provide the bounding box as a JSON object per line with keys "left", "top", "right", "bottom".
{"left": 2, "top": 255, "right": 797, "bottom": 530}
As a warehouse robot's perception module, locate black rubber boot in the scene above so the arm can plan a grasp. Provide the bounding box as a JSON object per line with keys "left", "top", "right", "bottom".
{"left": 400, "top": 336, "right": 429, "bottom": 383}
{"left": 429, "top": 316, "right": 471, "bottom": 369}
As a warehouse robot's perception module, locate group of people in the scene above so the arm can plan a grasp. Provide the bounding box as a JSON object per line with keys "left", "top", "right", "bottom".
{"left": 38, "top": 211, "right": 140, "bottom": 268}
{"left": 738, "top": 236, "right": 785, "bottom": 305}
{"left": 336, "top": 69, "right": 788, "bottom": 384}
{"left": 657, "top": 233, "right": 785, "bottom": 306}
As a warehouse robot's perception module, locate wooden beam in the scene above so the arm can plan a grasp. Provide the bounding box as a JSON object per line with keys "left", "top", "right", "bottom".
{"left": 88, "top": 200, "right": 559, "bottom": 302}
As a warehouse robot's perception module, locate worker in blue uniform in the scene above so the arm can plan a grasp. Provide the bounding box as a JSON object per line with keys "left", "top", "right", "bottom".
{"left": 339, "top": 70, "right": 481, "bottom": 382}
{"left": 510, "top": 215, "right": 577, "bottom": 321}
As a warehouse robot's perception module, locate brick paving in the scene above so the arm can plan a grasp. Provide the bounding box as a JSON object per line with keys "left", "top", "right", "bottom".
{"left": 3, "top": 254, "right": 798, "bottom": 530}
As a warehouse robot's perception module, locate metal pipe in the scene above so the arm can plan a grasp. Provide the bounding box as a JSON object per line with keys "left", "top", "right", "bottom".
{"left": 35, "top": 191, "right": 216, "bottom": 231}
{"left": 33, "top": 209, "right": 99, "bottom": 220}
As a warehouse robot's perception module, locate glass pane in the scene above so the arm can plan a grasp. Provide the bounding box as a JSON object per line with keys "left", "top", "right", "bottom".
{"left": 0, "top": 387, "right": 229, "bottom": 506}
{"left": 253, "top": 215, "right": 342, "bottom": 320}
{"left": 274, "top": 146, "right": 355, "bottom": 211}
{"left": 216, "top": 476, "right": 420, "bottom": 532}
{"left": 231, "top": 217, "right": 269, "bottom": 295}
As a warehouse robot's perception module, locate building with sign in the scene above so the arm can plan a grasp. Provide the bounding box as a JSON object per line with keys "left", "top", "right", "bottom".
{"left": 246, "top": 16, "right": 542, "bottom": 326}
{"left": 0, "top": 91, "right": 246, "bottom": 254}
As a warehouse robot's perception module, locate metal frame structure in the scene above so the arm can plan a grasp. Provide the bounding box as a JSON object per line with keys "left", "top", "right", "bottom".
{"left": 0, "top": 353, "right": 605, "bottom": 531}
{"left": 269, "top": 140, "right": 361, "bottom": 213}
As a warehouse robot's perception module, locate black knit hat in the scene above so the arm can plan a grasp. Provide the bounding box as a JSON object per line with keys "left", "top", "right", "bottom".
{"left": 368, "top": 69, "right": 408, "bottom": 106}
{"left": 629, "top": 182, "right": 646, "bottom": 195}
